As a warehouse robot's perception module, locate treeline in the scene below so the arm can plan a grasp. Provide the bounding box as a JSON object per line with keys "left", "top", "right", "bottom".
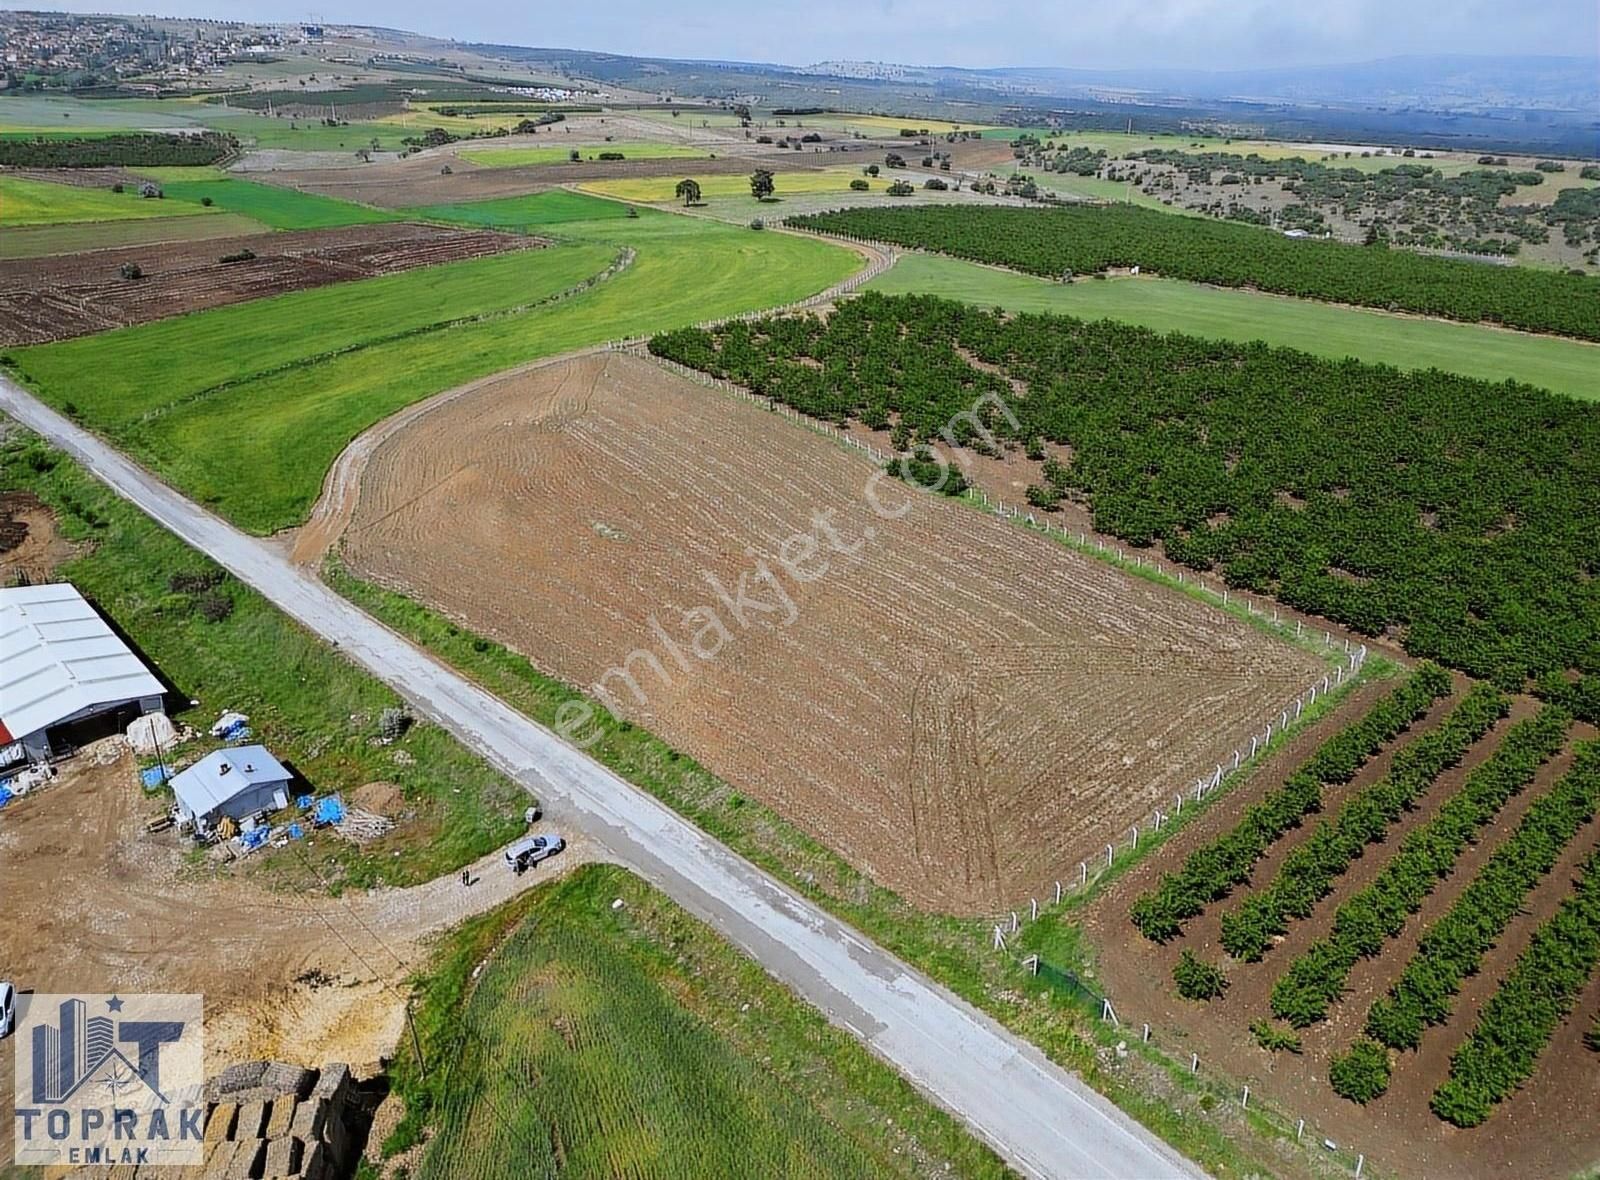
{"left": 784, "top": 205, "right": 1600, "bottom": 340}
{"left": 1431, "top": 838, "right": 1600, "bottom": 1126}
{"left": 0, "top": 132, "right": 235, "bottom": 168}
{"left": 649, "top": 295, "right": 1600, "bottom": 687}
{"left": 1270, "top": 705, "right": 1572, "bottom": 1027}
{"left": 1218, "top": 685, "right": 1509, "bottom": 962}
{"left": 1120, "top": 668, "right": 1451, "bottom": 942}
{"left": 1364, "top": 742, "right": 1600, "bottom": 1055}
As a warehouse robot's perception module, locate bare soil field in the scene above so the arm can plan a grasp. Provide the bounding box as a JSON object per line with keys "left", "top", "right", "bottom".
{"left": 337, "top": 351, "right": 1325, "bottom": 914}
{"left": 1081, "top": 691, "right": 1600, "bottom": 1180}
{"left": 257, "top": 150, "right": 789, "bottom": 208}
{"left": 0, "top": 743, "right": 597, "bottom": 1166}
{"left": 0, "top": 221, "right": 536, "bottom": 344}
{"left": 0, "top": 212, "right": 269, "bottom": 260}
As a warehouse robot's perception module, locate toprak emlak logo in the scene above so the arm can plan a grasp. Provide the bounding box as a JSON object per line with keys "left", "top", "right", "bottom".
{"left": 12, "top": 993, "right": 204, "bottom": 1167}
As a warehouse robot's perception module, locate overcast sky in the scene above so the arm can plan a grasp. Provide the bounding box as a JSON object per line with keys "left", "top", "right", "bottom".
{"left": 5, "top": 0, "right": 1598, "bottom": 71}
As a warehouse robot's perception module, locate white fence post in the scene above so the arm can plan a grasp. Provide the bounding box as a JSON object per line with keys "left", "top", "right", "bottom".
{"left": 1241, "top": 1086, "right": 1249, "bottom": 1109}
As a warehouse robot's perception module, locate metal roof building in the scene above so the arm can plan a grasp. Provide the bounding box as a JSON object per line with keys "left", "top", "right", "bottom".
{"left": 169, "top": 745, "right": 293, "bottom": 835}
{"left": 0, "top": 583, "right": 165, "bottom": 767}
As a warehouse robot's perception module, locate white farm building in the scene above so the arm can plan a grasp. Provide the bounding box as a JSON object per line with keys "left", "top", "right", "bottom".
{"left": 0, "top": 584, "right": 166, "bottom": 769}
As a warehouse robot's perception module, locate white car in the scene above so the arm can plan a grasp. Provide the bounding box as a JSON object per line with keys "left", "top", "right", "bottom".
{"left": 504, "top": 834, "right": 564, "bottom": 873}
{"left": 0, "top": 981, "right": 15, "bottom": 1040}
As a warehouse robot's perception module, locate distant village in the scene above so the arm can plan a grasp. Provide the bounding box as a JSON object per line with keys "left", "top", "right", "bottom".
{"left": 0, "top": 11, "right": 326, "bottom": 90}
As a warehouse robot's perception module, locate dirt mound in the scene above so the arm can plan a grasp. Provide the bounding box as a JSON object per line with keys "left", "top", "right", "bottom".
{"left": 0, "top": 490, "right": 81, "bottom": 582}
{"left": 350, "top": 780, "right": 405, "bottom": 817}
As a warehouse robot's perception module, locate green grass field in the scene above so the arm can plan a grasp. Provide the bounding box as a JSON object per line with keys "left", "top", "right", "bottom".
{"left": 397, "top": 866, "right": 1003, "bottom": 1180}
{"left": 0, "top": 435, "right": 525, "bottom": 890}
{"left": 154, "top": 176, "right": 399, "bottom": 229}
{"left": 9, "top": 197, "right": 859, "bottom": 531}
{"left": 411, "top": 188, "right": 637, "bottom": 231}
{"left": 0, "top": 173, "right": 214, "bottom": 226}
{"left": 200, "top": 111, "right": 413, "bottom": 153}
{"left": 457, "top": 142, "right": 712, "bottom": 167}
{"left": 868, "top": 253, "right": 1600, "bottom": 400}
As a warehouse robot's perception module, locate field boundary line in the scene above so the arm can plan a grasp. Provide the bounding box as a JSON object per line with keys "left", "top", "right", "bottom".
{"left": 129, "top": 245, "right": 636, "bottom": 429}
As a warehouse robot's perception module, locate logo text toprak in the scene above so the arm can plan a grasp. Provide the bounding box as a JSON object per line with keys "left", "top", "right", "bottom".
{"left": 12, "top": 993, "right": 205, "bottom": 1167}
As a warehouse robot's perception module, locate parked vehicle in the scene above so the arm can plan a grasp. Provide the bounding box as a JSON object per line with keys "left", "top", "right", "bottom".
{"left": 504, "top": 834, "right": 564, "bottom": 874}
{"left": 0, "top": 981, "right": 15, "bottom": 1040}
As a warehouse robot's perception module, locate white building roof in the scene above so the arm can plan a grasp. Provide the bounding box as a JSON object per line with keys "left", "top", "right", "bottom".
{"left": 170, "top": 744, "right": 291, "bottom": 818}
{"left": 0, "top": 584, "right": 165, "bottom": 745}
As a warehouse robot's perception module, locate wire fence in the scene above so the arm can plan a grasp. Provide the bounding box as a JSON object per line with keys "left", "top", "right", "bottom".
{"left": 1022, "top": 954, "right": 1374, "bottom": 1179}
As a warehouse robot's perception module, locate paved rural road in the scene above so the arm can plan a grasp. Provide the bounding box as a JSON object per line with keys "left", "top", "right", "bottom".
{"left": 1, "top": 375, "right": 1205, "bottom": 1180}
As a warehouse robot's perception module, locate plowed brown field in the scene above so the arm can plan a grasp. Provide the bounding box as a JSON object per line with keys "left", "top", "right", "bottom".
{"left": 0, "top": 221, "right": 535, "bottom": 344}
{"left": 340, "top": 352, "right": 1326, "bottom": 913}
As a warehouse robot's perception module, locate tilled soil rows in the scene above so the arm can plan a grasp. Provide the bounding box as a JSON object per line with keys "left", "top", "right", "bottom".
{"left": 340, "top": 352, "right": 1325, "bottom": 914}
{"left": 0, "top": 221, "right": 537, "bottom": 344}
{"left": 1082, "top": 689, "right": 1600, "bottom": 1180}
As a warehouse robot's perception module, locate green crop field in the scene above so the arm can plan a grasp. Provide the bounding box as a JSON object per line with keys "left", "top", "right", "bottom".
{"left": 411, "top": 188, "right": 636, "bottom": 230}
{"left": 199, "top": 111, "right": 412, "bottom": 152}
{"left": 154, "top": 176, "right": 400, "bottom": 229}
{"left": 8, "top": 198, "right": 859, "bottom": 532}
{"left": 400, "top": 866, "right": 1002, "bottom": 1180}
{"left": 869, "top": 253, "right": 1600, "bottom": 400}
{"left": 457, "top": 142, "right": 713, "bottom": 167}
{"left": 0, "top": 173, "right": 214, "bottom": 226}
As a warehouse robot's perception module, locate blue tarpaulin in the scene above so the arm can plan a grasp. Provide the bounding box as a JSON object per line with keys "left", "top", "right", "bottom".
{"left": 295, "top": 794, "right": 314, "bottom": 811}
{"left": 239, "top": 826, "right": 271, "bottom": 851}
{"left": 0, "top": 784, "right": 12, "bottom": 809}
{"left": 313, "top": 797, "right": 346, "bottom": 825}
{"left": 287, "top": 822, "right": 305, "bottom": 840}
{"left": 141, "top": 766, "right": 168, "bottom": 789}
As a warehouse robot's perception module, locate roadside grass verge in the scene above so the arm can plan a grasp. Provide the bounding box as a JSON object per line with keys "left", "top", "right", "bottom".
{"left": 7, "top": 208, "right": 858, "bottom": 533}
{"left": 0, "top": 434, "right": 526, "bottom": 890}
{"left": 325, "top": 552, "right": 1369, "bottom": 1180}
{"left": 867, "top": 253, "right": 1600, "bottom": 400}
{"left": 386, "top": 864, "right": 1007, "bottom": 1179}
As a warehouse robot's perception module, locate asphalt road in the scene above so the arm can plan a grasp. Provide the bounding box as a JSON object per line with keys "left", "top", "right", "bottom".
{"left": 0, "top": 375, "right": 1206, "bottom": 1180}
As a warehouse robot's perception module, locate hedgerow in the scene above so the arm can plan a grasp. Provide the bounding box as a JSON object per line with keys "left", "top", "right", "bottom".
{"left": 1219, "top": 685, "right": 1509, "bottom": 962}
{"left": 650, "top": 295, "right": 1600, "bottom": 686}
{"left": 1365, "top": 741, "right": 1600, "bottom": 1053}
{"left": 1430, "top": 842, "right": 1600, "bottom": 1126}
{"left": 0, "top": 132, "right": 235, "bottom": 168}
{"left": 1269, "top": 705, "right": 1571, "bottom": 1026}
{"left": 785, "top": 204, "right": 1600, "bottom": 340}
{"left": 1121, "top": 667, "right": 1450, "bottom": 942}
